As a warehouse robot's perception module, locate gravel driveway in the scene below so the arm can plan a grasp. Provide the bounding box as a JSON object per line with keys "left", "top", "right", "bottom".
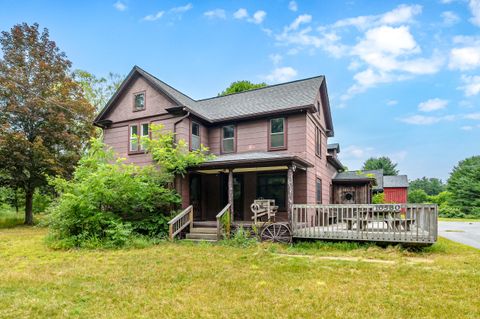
{"left": 438, "top": 221, "right": 480, "bottom": 249}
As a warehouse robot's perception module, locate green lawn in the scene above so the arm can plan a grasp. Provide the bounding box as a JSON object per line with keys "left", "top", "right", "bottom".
{"left": 439, "top": 217, "right": 480, "bottom": 222}
{"left": 0, "top": 227, "right": 479, "bottom": 319}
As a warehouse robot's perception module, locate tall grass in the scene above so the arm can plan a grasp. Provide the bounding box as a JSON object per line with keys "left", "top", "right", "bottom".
{"left": 0, "top": 205, "right": 24, "bottom": 228}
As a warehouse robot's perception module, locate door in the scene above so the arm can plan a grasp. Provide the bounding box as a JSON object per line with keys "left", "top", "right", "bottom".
{"left": 189, "top": 174, "right": 202, "bottom": 220}
{"left": 220, "top": 173, "right": 244, "bottom": 220}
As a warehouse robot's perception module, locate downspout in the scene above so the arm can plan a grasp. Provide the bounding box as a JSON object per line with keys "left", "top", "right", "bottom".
{"left": 173, "top": 108, "right": 190, "bottom": 202}
{"left": 173, "top": 108, "right": 190, "bottom": 139}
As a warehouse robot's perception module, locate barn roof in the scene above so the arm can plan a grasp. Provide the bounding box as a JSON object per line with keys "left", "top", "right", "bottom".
{"left": 383, "top": 175, "right": 409, "bottom": 188}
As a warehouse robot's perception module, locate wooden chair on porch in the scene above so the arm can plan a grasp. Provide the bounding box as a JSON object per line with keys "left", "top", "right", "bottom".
{"left": 250, "top": 199, "right": 278, "bottom": 224}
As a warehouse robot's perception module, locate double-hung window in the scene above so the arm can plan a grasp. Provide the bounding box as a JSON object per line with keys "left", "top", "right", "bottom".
{"left": 269, "top": 118, "right": 286, "bottom": 150}
{"left": 129, "top": 123, "right": 149, "bottom": 153}
{"left": 191, "top": 121, "right": 200, "bottom": 150}
{"left": 222, "top": 125, "right": 235, "bottom": 153}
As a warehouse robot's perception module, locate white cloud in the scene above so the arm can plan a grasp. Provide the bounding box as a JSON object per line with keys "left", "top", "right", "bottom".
{"left": 170, "top": 3, "right": 193, "bottom": 14}
{"left": 459, "top": 75, "right": 480, "bottom": 96}
{"left": 449, "top": 46, "right": 480, "bottom": 70}
{"left": 269, "top": 54, "right": 282, "bottom": 65}
{"left": 469, "top": 0, "right": 480, "bottom": 26}
{"left": 418, "top": 98, "right": 448, "bottom": 112}
{"left": 399, "top": 114, "right": 455, "bottom": 125}
{"left": 441, "top": 11, "right": 460, "bottom": 26}
{"left": 234, "top": 9, "right": 266, "bottom": 24}
{"left": 386, "top": 100, "right": 398, "bottom": 106}
{"left": 249, "top": 10, "right": 266, "bottom": 24}
{"left": 286, "top": 14, "right": 312, "bottom": 31}
{"left": 332, "top": 4, "right": 422, "bottom": 30}
{"left": 204, "top": 9, "right": 226, "bottom": 19}
{"left": 342, "top": 145, "right": 374, "bottom": 159}
{"left": 264, "top": 67, "right": 298, "bottom": 83}
{"left": 289, "top": 1, "right": 298, "bottom": 12}
{"left": 461, "top": 125, "right": 474, "bottom": 130}
{"left": 465, "top": 112, "right": 480, "bottom": 120}
{"left": 113, "top": 1, "right": 127, "bottom": 11}
{"left": 143, "top": 11, "right": 165, "bottom": 21}
{"left": 233, "top": 8, "right": 248, "bottom": 19}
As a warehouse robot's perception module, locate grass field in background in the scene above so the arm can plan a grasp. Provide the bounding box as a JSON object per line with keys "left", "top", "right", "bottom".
{"left": 0, "top": 227, "right": 479, "bottom": 318}
{"left": 0, "top": 206, "right": 24, "bottom": 228}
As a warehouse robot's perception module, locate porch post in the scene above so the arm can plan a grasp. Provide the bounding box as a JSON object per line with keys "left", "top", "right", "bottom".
{"left": 228, "top": 169, "right": 234, "bottom": 221}
{"left": 287, "top": 165, "right": 294, "bottom": 223}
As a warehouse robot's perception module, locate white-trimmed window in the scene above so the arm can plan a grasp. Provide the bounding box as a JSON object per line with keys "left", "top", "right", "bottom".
{"left": 191, "top": 121, "right": 200, "bottom": 150}
{"left": 139, "top": 123, "right": 149, "bottom": 150}
{"left": 129, "top": 123, "right": 149, "bottom": 153}
{"left": 222, "top": 125, "right": 235, "bottom": 153}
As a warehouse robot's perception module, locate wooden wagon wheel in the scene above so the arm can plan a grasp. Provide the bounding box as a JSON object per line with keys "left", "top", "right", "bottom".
{"left": 260, "top": 223, "right": 292, "bottom": 244}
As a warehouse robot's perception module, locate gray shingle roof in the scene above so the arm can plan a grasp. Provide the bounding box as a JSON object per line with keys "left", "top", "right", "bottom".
{"left": 194, "top": 76, "right": 324, "bottom": 121}
{"left": 383, "top": 175, "right": 409, "bottom": 188}
{"left": 95, "top": 66, "right": 331, "bottom": 130}
{"left": 327, "top": 143, "right": 340, "bottom": 153}
{"left": 333, "top": 169, "right": 384, "bottom": 190}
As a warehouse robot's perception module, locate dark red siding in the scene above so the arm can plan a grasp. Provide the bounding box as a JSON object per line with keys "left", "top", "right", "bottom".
{"left": 384, "top": 187, "right": 408, "bottom": 204}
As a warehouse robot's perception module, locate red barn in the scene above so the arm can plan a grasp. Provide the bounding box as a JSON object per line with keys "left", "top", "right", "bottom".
{"left": 383, "top": 175, "right": 408, "bottom": 204}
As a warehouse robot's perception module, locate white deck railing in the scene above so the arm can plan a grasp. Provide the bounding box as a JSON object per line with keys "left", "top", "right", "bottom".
{"left": 292, "top": 204, "right": 438, "bottom": 244}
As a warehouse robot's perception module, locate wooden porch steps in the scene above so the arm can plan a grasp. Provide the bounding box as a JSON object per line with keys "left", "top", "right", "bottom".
{"left": 185, "top": 227, "right": 218, "bottom": 241}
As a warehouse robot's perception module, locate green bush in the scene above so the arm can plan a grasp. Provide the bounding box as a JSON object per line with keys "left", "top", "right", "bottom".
{"left": 372, "top": 192, "right": 385, "bottom": 204}
{"left": 408, "top": 189, "right": 429, "bottom": 203}
{"left": 47, "top": 138, "right": 181, "bottom": 248}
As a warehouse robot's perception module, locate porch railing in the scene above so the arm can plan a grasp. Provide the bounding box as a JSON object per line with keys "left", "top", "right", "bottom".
{"left": 291, "top": 204, "right": 438, "bottom": 244}
{"left": 216, "top": 203, "right": 231, "bottom": 240}
{"left": 168, "top": 205, "right": 193, "bottom": 240}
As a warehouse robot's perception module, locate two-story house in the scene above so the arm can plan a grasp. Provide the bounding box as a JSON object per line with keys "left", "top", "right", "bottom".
{"left": 94, "top": 66, "right": 355, "bottom": 223}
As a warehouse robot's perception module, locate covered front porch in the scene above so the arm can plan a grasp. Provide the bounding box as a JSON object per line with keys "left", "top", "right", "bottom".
{"left": 184, "top": 152, "right": 312, "bottom": 225}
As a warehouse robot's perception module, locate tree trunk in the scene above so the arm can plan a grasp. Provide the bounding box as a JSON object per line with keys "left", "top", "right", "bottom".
{"left": 24, "top": 188, "right": 34, "bottom": 225}
{"left": 14, "top": 189, "right": 19, "bottom": 214}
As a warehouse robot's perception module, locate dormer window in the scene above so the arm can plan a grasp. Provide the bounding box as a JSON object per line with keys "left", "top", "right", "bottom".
{"left": 134, "top": 92, "right": 145, "bottom": 111}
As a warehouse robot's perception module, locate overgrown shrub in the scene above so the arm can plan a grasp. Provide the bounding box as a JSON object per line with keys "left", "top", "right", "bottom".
{"left": 33, "top": 190, "right": 53, "bottom": 214}
{"left": 372, "top": 192, "right": 385, "bottom": 204}
{"left": 408, "top": 189, "right": 429, "bottom": 203}
{"left": 47, "top": 138, "right": 181, "bottom": 248}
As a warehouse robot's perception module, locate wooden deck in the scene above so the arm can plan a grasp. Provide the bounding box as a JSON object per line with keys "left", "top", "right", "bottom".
{"left": 292, "top": 204, "right": 438, "bottom": 244}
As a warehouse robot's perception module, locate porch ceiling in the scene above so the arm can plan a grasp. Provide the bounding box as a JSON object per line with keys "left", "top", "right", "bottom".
{"left": 193, "top": 151, "right": 313, "bottom": 170}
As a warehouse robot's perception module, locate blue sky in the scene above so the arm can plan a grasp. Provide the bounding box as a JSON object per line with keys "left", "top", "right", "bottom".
{"left": 1, "top": 0, "right": 479, "bottom": 181}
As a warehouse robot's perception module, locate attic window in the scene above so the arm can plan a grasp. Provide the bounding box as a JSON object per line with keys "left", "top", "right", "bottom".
{"left": 134, "top": 92, "right": 145, "bottom": 111}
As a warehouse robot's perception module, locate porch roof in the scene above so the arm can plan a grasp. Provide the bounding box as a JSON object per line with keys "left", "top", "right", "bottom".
{"left": 195, "top": 152, "right": 313, "bottom": 169}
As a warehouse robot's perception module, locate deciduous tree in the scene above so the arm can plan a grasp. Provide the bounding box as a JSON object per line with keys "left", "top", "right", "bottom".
{"left": 0, "top": 23, "right": 95, "bottom": 224}
{"left": 218, "top": 80, "right": 267, "bottom": 96}
{"left": 409, "top": 177, "right": 445, "bottom": 196}
{"left": 362, "top": 156, "right": 399, "bottom": 176}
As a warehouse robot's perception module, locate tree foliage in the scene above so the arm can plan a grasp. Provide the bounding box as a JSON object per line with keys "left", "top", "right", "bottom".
{"left": 409, "top": 177, "right": 445, "bottom": 196}
{"left": 407, "top": 189, "right": 429, "bottom": 203}
{"left": 0, "top": 23, "right": 95, "bottom": 224}
{"left": 74, "top": 70, "right": 123, "bottom": 111}
{"left": 362, "top": 157, "right": 399, "bottom": 176}
{"left": 446, "top": 156, "right": 480, "bottom": 216}
{"left": 143, "top": 124, "right": 212, "bottom": 177}
{"left": 218, "top": 80, "right": 267, "bottom": 96}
